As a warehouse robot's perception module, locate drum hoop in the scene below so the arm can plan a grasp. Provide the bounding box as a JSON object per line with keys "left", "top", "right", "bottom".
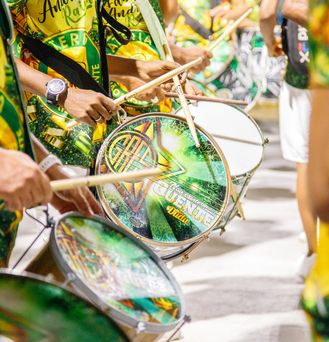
{"left": 96, "top": 112, "right": 232, "bottom": 249}
{"left": 50, "top": 212, "right": 186, "bottom": 334}
{"left": 0, "top": 269, "right": 130, "bottom": 341}
{"left": 175, "top": 102, "right": 267, "bottom": 178}
{"left": 204, "top": 42, "right": 236, "bottom": 83}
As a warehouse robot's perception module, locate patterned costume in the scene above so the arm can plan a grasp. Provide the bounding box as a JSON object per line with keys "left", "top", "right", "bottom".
{"left": 104, "top": 0, "right": 172, "bottom": 115}
{"left": 8, "top": 0, "right": 109, "bottom": 168}
{"left": 0, "top": 1, "right": 34, "bottom": 266}
{"left": 302, "top": 1, "right": 329, "bottom": 340}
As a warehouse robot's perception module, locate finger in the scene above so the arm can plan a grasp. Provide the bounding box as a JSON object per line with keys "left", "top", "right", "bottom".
{"left": 5, "top": 198, "right": 22, "bottom": 212}
{"left": 161, "top": 61, "right": 180, "bottom": 72}
{"left": 84, "top": 110, "right": 98, "bottom": 127}
{"left": 102, "top": 97, "right": 119, "bottom": 114}
{"left": 206, "top": 51, "right": 213, "bottom": 59}
{"left": 155, "top": 87, "right": 165, "bottom": 102}
{"left": 81, "top": 114, "right": 96, "bottom": 127}
{"left": 92, "top": 102, "right": 111, "bottom": 121}
{"left": 72, "top": 188, "right": 94, "bottom": 217}
{"left": 82, "top": 189, "right": 104, "bottom": 216}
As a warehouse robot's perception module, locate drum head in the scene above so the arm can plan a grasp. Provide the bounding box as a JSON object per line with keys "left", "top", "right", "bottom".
{"left": 51, "top": 213, "right": 185, "bottom": 334}
{"left": 0, "top": 271, "right": 129, "bottom": 341}
{"left": 96, "top": 113, "right": 230, "bottom": 247}
{"left": 176, "top": 102, "right": 264, "bottom": 177}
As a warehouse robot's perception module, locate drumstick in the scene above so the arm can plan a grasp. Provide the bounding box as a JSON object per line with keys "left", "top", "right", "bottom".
{"left": 163, "top": 45, "right": 200, "bottom": 148}
{"left": 165, "top": 92, "right": 248, "bottom": 106}
{"left": 51, "top": 168, "right": 162, "bottom": 192}
{"left": 208, "top": 8, "right": 253, "bottom": 52}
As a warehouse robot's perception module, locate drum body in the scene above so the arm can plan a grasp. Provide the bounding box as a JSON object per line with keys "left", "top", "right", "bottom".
{"left": 0, "top": 270, "right": 129, "bottom": 341}
{"left": 176, "top": 102, "right": 265, "bottom": 228}
{"left": 49, "top": 213, "right": 185, "bottom": 341}
{"left": 96, "top": 113, "right": 231, "bottom": 259}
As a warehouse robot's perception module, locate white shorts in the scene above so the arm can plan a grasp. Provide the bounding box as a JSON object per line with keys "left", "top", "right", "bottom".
{"left": 279, "top": 81, "right": 311, "bottom": 164}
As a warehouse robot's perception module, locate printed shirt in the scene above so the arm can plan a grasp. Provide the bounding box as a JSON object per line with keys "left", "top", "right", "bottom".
{"left": 0, "top": 1, "right": 32, "bottom": 155}
{"left": 104, "top": 0, "right": 171, "bottom": 115}
{"left": 7, "top": 0, "right": 106, "bottom": 167}
{"left": 309, "top": 0, "right": 329, "bottom": 87}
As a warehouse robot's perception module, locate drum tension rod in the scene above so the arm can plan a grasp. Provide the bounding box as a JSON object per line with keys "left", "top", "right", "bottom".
{"left": 165, "top": 315, "right": 191, "bottom": 342}
{"left": 11, "top": 206, "right": 55, "bottom": 270}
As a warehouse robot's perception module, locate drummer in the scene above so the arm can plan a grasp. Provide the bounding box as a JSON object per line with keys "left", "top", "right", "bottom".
{"left": 6, "top": 0, "right": 185, "bottom": 170}
{"left": 0, "top": 1, "right": 103, "bottom": 267}
{"left": 103, "top": 0, "right": 212, "bottom": 116}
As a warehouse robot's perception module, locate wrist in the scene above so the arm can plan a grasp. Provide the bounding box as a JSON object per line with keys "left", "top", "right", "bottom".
{"left": 39, "top": 154, "right": 63, "bottom": 177}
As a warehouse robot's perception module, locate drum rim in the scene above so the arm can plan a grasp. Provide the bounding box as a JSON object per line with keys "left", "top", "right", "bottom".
{"left": 51, "top": 212, "right": 186, "bottom": 334}
{"left": 96, "top": 112, "right": 231, "bottom": 248}
{"left": 0, "top": 269, "right": 130, "bottom": 341}
{"left": 175, "top": 101, "right": 266, "bottom": 178}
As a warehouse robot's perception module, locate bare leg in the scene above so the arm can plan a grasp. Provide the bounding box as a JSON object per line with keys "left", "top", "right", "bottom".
{"left": 296, "top": 162, "right": 317, "bottom": 256}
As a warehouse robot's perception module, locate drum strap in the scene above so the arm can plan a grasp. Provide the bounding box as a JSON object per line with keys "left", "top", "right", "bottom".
{"left": 19, "top": 3, "right": 131, "bottom": 97}
{"left": 180, "top": 7, "right": 213, "bottom": 39}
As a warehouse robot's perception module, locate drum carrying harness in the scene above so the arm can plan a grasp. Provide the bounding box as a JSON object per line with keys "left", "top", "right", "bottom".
{"left": 19, "top": 0, "right": 132, "bottom": 97}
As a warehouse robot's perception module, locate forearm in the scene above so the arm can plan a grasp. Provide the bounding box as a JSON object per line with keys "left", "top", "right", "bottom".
{"left": 15, "top": 58, "right": 52, "bottom": 98}
{"left": 159, "top": 0, "right": 179, "bottom": 24}
{"left": 282, "top": 0, "right": 308, "bottom": 27}
{"left": 260, "top": 0, "right": 279, "bottom": 47}
{"left": 107, "top": 55, "right": 140, "bottom": 78}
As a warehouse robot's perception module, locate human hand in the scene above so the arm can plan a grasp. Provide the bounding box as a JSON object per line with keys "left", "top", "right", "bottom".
{"left": 266, "top": 36, "right": 284, "bottom": 57}
{"left": 0, "top": 149, "right": 52, "bottom": 211}
{"left": 184, "top": 80, "right": 203, "bottom": 96}
{"left": 173, "top": 46, "right": 213, "bottom": 74}
{"left": 62, "top": 88, "right": 120, "bottom": 127}
{"left": 46, "top": 165, "right": 103, "bottom": 217}
{"left": 135, "top": 59, "right": 180, "bottom": 82}
{"left": 120, "top": 76, "right": 166, "bottom": 103}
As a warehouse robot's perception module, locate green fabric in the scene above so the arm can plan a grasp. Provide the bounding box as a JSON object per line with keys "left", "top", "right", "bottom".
{"left": 308, "top": 0, "right": 329, "bottom": 86}
{"left": 8, "top": 0, "right": 107, "bottom": 168}
{"left": 285, "top": 61, "right": 309, "bottom": 89}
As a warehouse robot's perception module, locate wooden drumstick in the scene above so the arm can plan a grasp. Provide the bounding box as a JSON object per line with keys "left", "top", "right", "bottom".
{"left": 208, "top": 8, "right": 253, "bottom": 52}
{"left": 51, "top": 168, "right": 162, "bottom": 192}
{"left": 163, "top": 44, "right": 200, "bottom": 148}
{"left": 164, "top": 92, "right": 248, "bottom": 106}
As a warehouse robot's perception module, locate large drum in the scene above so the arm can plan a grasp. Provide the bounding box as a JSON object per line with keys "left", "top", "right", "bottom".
{"left": 96, "top": 113, "right": 231, "bottom": 260}
{"left": 28, "top": 213, "right": 186, "bottom": 341}
{"left": 0, "top": 270, "right": 129, "bottom": 341}
{"left": 176, "top": 102, "right": 266, "bottom": 228}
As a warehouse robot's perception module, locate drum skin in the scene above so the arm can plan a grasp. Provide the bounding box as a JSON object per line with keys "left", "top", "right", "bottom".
{"left": 96, "top": 113, "right": 230, "bottom": 249}
{"left": 0, "top": 271, "right": 129, "bottom": 342}
{"left": 51, "top": 213, "right": 185, "bottom": 335}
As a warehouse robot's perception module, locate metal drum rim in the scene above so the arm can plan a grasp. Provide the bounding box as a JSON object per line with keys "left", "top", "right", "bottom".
{"left": 50, "top": 212, "right": 186, "bottom": 334}
{"left": 95, "top": 112, "right": 232, "bottom": 248}
{"left": 175, "top": 101, "right": 267, "bottom": 178}
{"left": 0, "top": 269, "right": 130, "bottom": 341}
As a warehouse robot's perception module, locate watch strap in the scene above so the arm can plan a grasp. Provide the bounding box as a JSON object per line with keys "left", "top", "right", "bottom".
{"left": 39, "top": 154, "right": 63, "bottom": 173}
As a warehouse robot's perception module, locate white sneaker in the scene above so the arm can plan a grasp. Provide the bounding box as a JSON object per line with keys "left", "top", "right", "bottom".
{"left": 296, "top": 254, "right": 316, "bottom": 283}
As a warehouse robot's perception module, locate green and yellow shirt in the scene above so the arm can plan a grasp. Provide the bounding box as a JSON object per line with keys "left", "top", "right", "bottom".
{"left": 104, "top": 0, "right": 172, "bottom": 115}
{"left": 0, "top": 1, "right": 34, "bottom": 265}
{"left": 8, "top": 0, "right": 108, "bottom": 167}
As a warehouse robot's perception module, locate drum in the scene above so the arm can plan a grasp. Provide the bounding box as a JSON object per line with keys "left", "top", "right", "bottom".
{"left": 96, "top": 113, "right": 231, "bottom": 260}
{"left": 185, "top": 40, "right": 235, "bottom": 84}
{"left": 30, "top": 213, "right": 185, "bottom": 341}
{"left": 0, "top": 270, "right": 129, "bottom": 341}
{"left": 176, "top": 102, "right": 266, "bottom": 228}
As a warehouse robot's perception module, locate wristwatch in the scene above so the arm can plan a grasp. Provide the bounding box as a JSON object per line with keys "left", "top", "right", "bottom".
{"left": 45, "top": 78, "right": 68, "bottom": 106}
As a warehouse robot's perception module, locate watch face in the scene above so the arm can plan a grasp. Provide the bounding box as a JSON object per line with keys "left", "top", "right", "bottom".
{"left": 48, "top": 79, "right": 66, "bottom": 94}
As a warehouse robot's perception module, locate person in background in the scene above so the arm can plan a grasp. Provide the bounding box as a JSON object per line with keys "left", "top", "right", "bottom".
{"left": 303, "top": 1, "right": 329, "bottom": 339}
{"left": 260, "top": 0, "right": 316, "bottom": 278}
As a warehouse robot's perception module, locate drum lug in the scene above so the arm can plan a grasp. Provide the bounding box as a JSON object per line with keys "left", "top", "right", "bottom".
{"left": 136, "top": 322, "right": 146, "bottom": 334}
{"left": 180, "top": 234, "right": 210, "bottom": 262}
{"left": 63, "top": 272, "right": 76, "bottom": 287}
{"left": 181, "top": 254, "right": 190, "bottom": 263}
{"left": 264, "top": 137, "right": 270, "bottom": 145}
{"left": 219, "top": 228, "right": 226, "bottom": 236}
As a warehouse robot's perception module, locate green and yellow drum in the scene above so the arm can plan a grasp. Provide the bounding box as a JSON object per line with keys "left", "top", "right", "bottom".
{"left": 0, "top": 270, "right": 129, "bottom": 341}
{"left": 96, "top": 113, "right": 231, "bottom": 260}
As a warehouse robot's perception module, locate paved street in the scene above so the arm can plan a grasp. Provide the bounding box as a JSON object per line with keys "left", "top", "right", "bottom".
{"left": 171, "top": 117, "right": 312, "bottom": 341}
{"left": 10, "top": 109, "right": 312, "bottom": 342}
